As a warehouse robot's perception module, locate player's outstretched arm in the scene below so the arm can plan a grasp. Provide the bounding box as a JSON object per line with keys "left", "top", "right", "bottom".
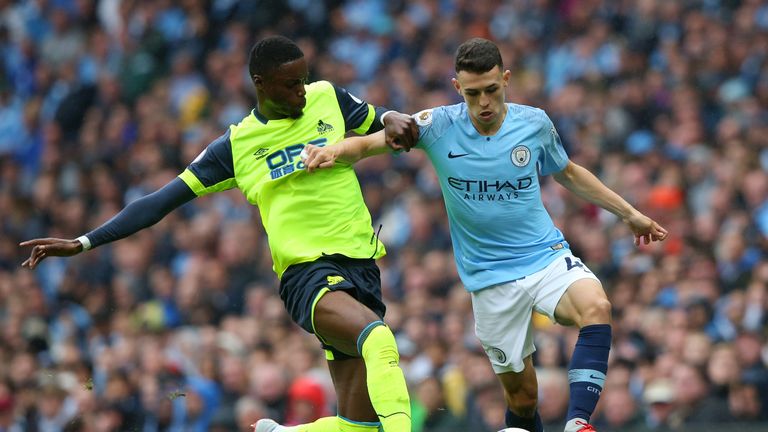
{"left": 303, "top": 130, "right": 388, "bottom": 173}
{"left": 552, "top": 160, "right": 668, "bottom": 246}
{"left": 20, "top": 178, "right": 196, "bottom": 269}
{"left": 20, "top": 238, "right": 84, "bottom": 268}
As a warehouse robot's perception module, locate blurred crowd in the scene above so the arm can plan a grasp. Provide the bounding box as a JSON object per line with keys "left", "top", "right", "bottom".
{"left": 1, "top": 0, "right": 768, "bottom": 431}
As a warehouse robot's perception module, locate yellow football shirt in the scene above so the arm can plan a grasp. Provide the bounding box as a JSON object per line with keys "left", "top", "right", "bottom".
{"left": 178, "top": 80, "right": 386, "bottom": 277}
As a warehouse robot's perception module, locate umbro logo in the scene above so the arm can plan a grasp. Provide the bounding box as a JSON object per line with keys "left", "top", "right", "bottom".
{"left": 253, "top": 148, "right": 270, "bottom": 159}
{"left": 448, "top": 151, "right": 469, "bottom": 159}
{"left": 327, "top": 275, "right": 345, "bottom": 286}
{"left": 317, "top": 120, "right": 334, "bottom": 134}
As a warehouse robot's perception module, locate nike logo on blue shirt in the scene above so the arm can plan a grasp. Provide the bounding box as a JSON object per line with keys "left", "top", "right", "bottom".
{"left": 448, "top": 151, "right": 469, "bottom": 159}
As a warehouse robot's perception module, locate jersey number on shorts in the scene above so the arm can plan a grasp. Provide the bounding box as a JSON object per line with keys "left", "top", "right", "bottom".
{"left": 565, "top": 256, "right": 592, "bottom": 273}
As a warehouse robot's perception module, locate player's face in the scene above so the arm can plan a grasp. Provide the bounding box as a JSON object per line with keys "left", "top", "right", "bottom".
{"left": 453, "top": 66, "right": 511, "bottom": 132}
{"left": 256, "top": 57, "right": 309, "bottom": 119}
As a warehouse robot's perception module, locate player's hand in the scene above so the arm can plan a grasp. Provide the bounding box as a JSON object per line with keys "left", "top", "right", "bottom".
{"left": 383, "top": 111, "right": 418, "bottom": 152}
{"left": 624, "top": 212, "right": 668, "bottom": 246}
{"left": 302, "top": 144, "right": 338, "bottom": 173}
{"left": 19, "top": 238, "right": 84, "bottom": 269}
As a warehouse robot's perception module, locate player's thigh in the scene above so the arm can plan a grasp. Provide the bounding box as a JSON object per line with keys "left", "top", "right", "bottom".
{"left": 553, "top": 277, "right": 610, "bottom": 327}
{"left": 280, "top": 257, "right": 385, "bottom": 357}
{"left": 529, "top": 253, "right": 604, "bottom": 327}
{"left": 314, "top": 290, "right": 380, "bottom": 356}
{"left": 327, "top": 356, "right": 377, "bottom": 422}
{"left": 497, "top": 355, "right": 538, "bottom": 410}
{"left": 471, "top": 281, "right": 536, "bottom": 374}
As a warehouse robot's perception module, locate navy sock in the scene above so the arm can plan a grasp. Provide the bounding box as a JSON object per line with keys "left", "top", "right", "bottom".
{"left": 505, "top": 409, "right": 543, "bottom": 432}
{"left": 566, "top": 324, "right": 611, "bottom": 422}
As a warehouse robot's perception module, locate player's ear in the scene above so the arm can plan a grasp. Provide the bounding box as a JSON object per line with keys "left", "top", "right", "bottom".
{"left": 252, "top": 74, "right": 263, "bottom": 88}
{"left": 502, "top": 69, "right": 511, "bottom": 86}
{"left": 451, "top": 78, "right": 461, "bottom": 94}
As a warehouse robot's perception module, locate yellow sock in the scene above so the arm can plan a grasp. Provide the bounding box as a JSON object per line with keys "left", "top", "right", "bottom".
{"left": 284, "top": 416, "right": 340, "bottom": 431}
{"left": 360, "top": 324, "right": 411, "bottom": 431}
{"left": 284, "top": 416, "right": 380, "bottom": 432}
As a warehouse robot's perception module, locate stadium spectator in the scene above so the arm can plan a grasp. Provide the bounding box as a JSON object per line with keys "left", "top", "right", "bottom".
{"left": 2, "top": 1, "right": 768, "bottom": 431}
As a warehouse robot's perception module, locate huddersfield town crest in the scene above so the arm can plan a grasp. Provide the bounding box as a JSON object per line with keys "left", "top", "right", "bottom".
{"left": 317, "top": 120, "right": 334, "bottom": 134}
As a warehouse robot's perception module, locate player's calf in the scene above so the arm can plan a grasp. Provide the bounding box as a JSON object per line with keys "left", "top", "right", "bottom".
{"left": 358, "top": 321, "right": 411, "bottom": 431}
{"left": 565, "top": 324, "right": 611, "bottom": 432}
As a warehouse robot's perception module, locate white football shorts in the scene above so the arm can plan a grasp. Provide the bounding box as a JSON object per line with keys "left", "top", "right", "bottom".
{"left": 470, "top": 251, "right": 600, "bottom": 374}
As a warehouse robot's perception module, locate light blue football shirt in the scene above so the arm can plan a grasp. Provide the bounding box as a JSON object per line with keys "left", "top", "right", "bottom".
{"left": 415, "top": 103, "right": 570, "bottom": 291}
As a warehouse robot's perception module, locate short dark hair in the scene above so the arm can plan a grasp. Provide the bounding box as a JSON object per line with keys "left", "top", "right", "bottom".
{"left": 248, "top": 36, "right": 304, "bottom": 77}
{"left": 454, "top": 38, "right": 503, "bottom": 74}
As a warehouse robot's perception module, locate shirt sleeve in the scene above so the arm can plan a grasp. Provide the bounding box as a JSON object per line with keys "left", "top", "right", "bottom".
{"left": 332, "top": 83, "right": 381, "bottom": 134}
{"left": 537, "top": 113, "right": 569, "bottom": 176}
{"left": 414, "top": 106, "right": 449, "bottom": 149}
{"left": 85, "top": 178, "right": 197, "bottom": 248}
{"left": 178, "top": 129, "right": 238, "bottom": 196}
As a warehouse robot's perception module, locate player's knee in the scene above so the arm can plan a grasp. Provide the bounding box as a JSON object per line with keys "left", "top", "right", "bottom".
{"left": 508, "top": 392, "right": 538, "bottom": 418}
{"left": 504, "top": 378, "right": 538, "bottom": 417}
{"left": 358, "top": 321, "right": 398, "bottom": 362}
{"left": 582, "top": 298, "right": 612, "bottom": 326}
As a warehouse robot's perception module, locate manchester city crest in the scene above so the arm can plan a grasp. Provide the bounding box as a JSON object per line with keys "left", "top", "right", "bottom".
{"left": 511, "top": 145, "right": 531, "bottom": 167}
{"left": 490, "top": 347, "right": 507, "bottom": 363}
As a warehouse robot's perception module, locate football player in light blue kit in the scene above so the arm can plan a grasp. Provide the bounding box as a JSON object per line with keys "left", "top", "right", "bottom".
{"left": 303, "top": 38, "right": 668, "bottom": 432}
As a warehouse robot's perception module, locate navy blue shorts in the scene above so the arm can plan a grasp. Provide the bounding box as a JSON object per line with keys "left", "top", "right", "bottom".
{"left": 279, "top": 255, "right": 385, "bottom": 359}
